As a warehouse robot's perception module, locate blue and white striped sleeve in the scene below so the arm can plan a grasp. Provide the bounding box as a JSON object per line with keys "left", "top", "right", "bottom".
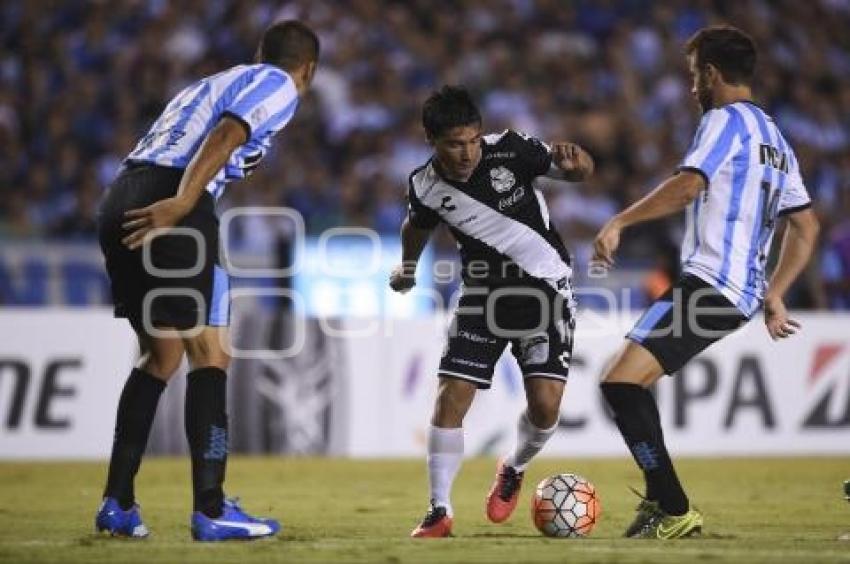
{"left": 223, "top": 68, "right": 299, "bottom": 140}
{"left": 678, "top": 108, "right": 740, "bottom": 186}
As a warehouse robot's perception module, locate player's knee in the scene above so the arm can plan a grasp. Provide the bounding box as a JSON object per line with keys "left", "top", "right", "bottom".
{"left": 187, "top": 349, "right": 231, "bottom": 371}
{"left": 601, "top": 363, "right": 656, "bottom": 386}
{"left": 527, "top": 395, "right": 561, "bottom": 428}
{"left": 432, "top": 395, "right": 465, "bottom": 427}
{"left": 138, "top": 351, "right": 181, "bottom": 381}
{"left": 432, "top": 379, "right": 475, "bottom": 427}
{"left": 601, "top": 368, "right": 634, "bottom": 384}
{"left": 183, "top": 337, "right": 230, "bottom": 371}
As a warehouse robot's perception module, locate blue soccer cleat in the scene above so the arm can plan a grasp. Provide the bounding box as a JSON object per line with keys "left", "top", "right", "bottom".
{"left": 191, "top": 498, "right": 280, "bottom": 541}
{"left": 95, "top": 497, "right": 150, "bottom": 538}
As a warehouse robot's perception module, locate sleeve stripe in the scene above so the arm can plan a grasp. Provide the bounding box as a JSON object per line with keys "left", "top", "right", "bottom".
{"left": 211, "top": 66, "right": 259, "bottom": 118}
{"left": 226, "top": 69, "right": 289, "bottom": 134}
{"left": 229, "top": 68, "right": 275, "bottom": 107}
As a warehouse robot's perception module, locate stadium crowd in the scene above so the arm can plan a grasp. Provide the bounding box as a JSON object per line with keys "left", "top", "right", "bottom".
{"left": 1, "top": 0, "right": 849, "bottom": 308}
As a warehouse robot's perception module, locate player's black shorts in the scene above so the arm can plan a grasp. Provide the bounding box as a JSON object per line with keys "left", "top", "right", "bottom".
{"left": 626, "top": 274, "right": 748, "bottom": 375}
{"left": 97, "top": 163, "right": 229, "bottom": 331}
{"left": 439, "top": 284, "right": 576, "bottom": 390}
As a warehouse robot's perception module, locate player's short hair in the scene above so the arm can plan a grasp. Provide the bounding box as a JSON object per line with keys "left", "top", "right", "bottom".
{"left": 422, "top": 86, "right": 482, "bottom": 139}
{"left": 685, "top": 25, "right": 757, "bottom": 85}
{"left": 259, "top": 20, "right": 320, "bottom": 70}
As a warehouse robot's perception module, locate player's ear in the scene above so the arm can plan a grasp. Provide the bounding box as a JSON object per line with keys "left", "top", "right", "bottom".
{"left": 705, "top": 63, "right": 722, "bottom": 85}
{"left": 304, "top": 61, "right": 318, "bottom": 85}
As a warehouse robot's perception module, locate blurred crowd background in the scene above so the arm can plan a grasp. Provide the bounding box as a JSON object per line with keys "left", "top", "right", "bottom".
{"left": 1, "top": 0, "right": 849, "bottom": 309}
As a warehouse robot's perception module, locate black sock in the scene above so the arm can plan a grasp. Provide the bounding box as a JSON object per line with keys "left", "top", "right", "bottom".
{"left": 644, "top": 389, "right": 662, "bottom": 502}
{"left": 103, "top": 368, "right": 166, "bottom": 510}
{"left": 601, "top": 382, "right": 689, "bottom": 515}
{"left": 185, "top": 367, "right": 228, "bottom": 518}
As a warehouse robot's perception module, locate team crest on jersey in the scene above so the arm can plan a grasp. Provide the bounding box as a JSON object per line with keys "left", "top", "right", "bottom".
{"left": 490, "top": 166, "right": 515, "bottom": 193}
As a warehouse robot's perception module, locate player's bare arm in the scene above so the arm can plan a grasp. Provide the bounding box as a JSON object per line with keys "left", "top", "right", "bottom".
{"left": 389, "top": 217, "right": 433, "bottom": 293}
{"left": 592, "top": 170, "right": 705, "bottom": 267}
{"left": 545, "top": 142, "right": 594, "bottom": 182}
{"left": 121, "top": 116, "right": 248, "bottom": 250}
{"left": 763, "top": 207, "right": 819, "bottom": 340}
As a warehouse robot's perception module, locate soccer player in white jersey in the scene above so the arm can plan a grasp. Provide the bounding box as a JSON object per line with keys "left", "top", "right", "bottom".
{"left": 592, "top": 25, "right": 820, "bottom": 539}
{"left": 94, "top": 21, "right": 318, "bottom": 541}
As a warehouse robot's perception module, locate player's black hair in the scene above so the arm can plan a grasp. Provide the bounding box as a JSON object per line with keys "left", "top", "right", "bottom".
{"left": 685, "top": 25, "right": 757, "bottom": 85}
{"left": 422, "top": 85, "right": 482, "bottom": 139}
{"left": 259, "top": 20, "right": 320, "bottom": 70}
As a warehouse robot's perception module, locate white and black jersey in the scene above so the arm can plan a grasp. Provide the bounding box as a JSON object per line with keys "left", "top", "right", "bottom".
{"left": 407, "top": 129, "right": 573, "bottom": 295}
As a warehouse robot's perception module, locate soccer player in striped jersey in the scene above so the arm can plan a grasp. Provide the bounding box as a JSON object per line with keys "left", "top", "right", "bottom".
{"left": 95, "top": 21, "right": 318, "bottom": 541}
{"left": 592, "top": 25, "right": 820, "bottom": 539}
{"left": 390, "top": 86, "right": 594, "bottom": 538}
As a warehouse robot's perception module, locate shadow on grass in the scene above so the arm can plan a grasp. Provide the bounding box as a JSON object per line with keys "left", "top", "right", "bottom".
{"left": 75, "top": 533, "right": 150, "bottom": 546}
{"left": 464, "top": 532, "right": 546, "bottom": 539}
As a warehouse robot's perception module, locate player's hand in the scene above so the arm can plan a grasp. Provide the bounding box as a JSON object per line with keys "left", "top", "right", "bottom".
{"left": 592, "top": 218, "right": 622, "bottom": 270}
{"left": 763, "top": 294, "right": 801, "bottom": 341}
{"left": 389, "top": 262, "right": 417, "bottom": 294}
{"left": 121, "top": 196, "right": 193, "bottom": 250}
{"left": 552, "top": 142, "right": 594, "bottom": 179}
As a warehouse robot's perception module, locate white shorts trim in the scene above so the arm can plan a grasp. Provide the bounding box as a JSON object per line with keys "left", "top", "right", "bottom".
{"left": 438, "top": 370, "right": 491, "bottom": 386}
{"left": 524, "top": 372, "right": 568, "bottom": 382}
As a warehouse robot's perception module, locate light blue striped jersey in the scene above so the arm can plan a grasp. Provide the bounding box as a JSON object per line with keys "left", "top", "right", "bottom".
{"left": 126, "top": 63, "right": 299, "bottom": 200}
{"left": 678, "top": 101, "right": 811, "bottom": 318}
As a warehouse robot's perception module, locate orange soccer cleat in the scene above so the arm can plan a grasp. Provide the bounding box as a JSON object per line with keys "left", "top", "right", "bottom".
{"left": 410, "top": 503, "right": 453, "bottom": 538}
{"left": 485, "top": 459, "right": 524, "bottom": 523}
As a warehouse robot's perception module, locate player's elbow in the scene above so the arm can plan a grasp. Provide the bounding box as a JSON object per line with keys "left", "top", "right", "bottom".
{"left": 789, "top": 208, "right": 820, "bottom": 243}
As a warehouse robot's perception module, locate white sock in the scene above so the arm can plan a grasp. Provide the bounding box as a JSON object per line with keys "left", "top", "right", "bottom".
{"left": 504, "top": 410, "right": 557, "bottom": 472}
{"left": 427, "top": 425, "right": 464, "bottom": 516}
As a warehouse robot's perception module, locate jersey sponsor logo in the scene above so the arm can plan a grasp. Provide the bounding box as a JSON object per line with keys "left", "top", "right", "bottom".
{"left": 758, "top": 144, "right": 789, "bottom": 173}
{"left": 439, "top": 195, "right": 457, "bottom": 212}
{"left": 458, "top": 330, "right": 497, "bottom": 344}
{"left": 450, "top": 357, "right": 489, "bottom": 369}
{"left": 485, "top": 151, "right": 516, "bottom": 160}
{"left": 498, "top": 186, "right": 525, "bottom": 211}
{"left": 490, "top": 166, "right": 516, "bottom": 193}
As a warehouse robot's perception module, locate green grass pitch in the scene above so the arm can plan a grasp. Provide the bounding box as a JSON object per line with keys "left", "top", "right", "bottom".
{"left": 0, "top": 457, "right": 847, "bottom": 563}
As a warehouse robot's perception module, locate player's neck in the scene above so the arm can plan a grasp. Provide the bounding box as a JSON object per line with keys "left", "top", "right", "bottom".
{"left": 434, "top": 157, "right": 475, "bottom": 183}
{"left": 291, "top": 73, "right": 309, "bottom": 97}
{"left": 713, "top": 85, "right": 753, "bottom": 108}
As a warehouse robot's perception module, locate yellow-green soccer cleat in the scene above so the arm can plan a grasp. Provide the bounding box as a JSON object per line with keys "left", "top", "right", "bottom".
{"left": 630, "top": 507, "right": 703, "bottom": 539}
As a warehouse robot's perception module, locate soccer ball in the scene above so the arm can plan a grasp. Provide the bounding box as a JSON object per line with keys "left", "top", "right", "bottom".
{"left": 531, "top": 473, "right": 600, "bottom": 538}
